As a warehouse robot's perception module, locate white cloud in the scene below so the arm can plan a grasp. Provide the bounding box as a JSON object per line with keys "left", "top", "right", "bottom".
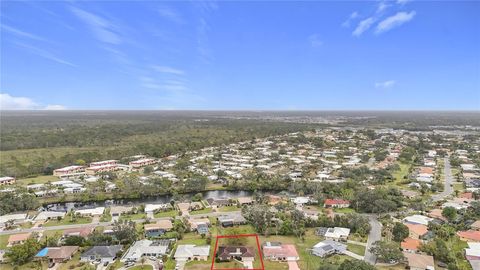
{"left": 376, "top": 2, "right": 390, "bottom": 14}
{"left": 352, "top": 17, "right": 376, "bottom": 37}
{"left": 0, "top": 93, "right": 38, "bottom": 110}
{"left": 397, "top": 0, "right": 411, "bottom": 5}
{"left": 44, "top": 104, "right": 67, "bottom": 110}
{"left": 308, "top": 34, "right": 323, "bottom": 47}
{"left": 342, "top": 11, "right": 359, "bottom": 28}
{"left": 14, "top": 42, "right": 77, "bottom": 67}
{"left": 376, "top": 11, "right": 416, "bottom": 34}
{"left": 152, "top": 65, "right": 185, "bottom": 75}
{"left": 375, "top": 80, "right": 397, "bottom": 88}
{"left": 0, "top": 93, "right": 66, "bottom": 110}
{"left": 158, "top": 7, "right": 185, "bottom": 24}
{"left": 70, "top": 7, "right": 121, "bottom": 44}
{"left": 1, "top": 24, "right": 47, "bottom": 42}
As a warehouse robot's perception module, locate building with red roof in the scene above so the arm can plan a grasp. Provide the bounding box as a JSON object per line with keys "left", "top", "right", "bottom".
{"left": 323, "top": 199, "right": 350, "bottom": 208}
{"left": 458, "top": 230, "right": 480, "bottom": 242}
{"left": 401, "top": 238, "right": 421, "bottom": 253}
{"left": 262, "top": 242, "right": 299, "bottom": 261}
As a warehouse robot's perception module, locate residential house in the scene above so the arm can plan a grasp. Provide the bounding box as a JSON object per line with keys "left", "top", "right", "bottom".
{"left": 405, "top": 224, "right": 429, "bottom": 240}
{"left": 0, "top": 213, "right": 27, "bottom": 228}
{"left": 471, "top": 220, "right": 480, "bottom": 231}
{"left": 129, "top": 158, "right": 157, "bottom": 169}
{"left": 7, "top": 233, "right": 31, "bottom": 247}
{"left": 323, "top": 199, "right": 350, "bottom": 208}
{"left": 53, "top": 166, "right": 85, "bottom": 178}
{"left": 121, "top": 239, "right": 171, "bottom": 262}
{"left": 237, "top": 197, "right": 254, "bottom": 205}
{"left": 207, "top": 198, "right": 233, "bottom": 208}
{"left": 311, "top": 240, "right": 347, "bottom": 258}
{"left": 465, "top": 242, "right": 480, "bottom": 270}
{"left": 324, "top": 227, "right": 350, "bottom": 242}
{"left": 75, "top": 207, "right": 105, "bottom": 217}
{"left": 262, "top": 242, "right": 299, "bottom": 261}
{"left": 34, "top": 211, "right": 66, "bottom": 222}
{"left": 144, "top": 220, "right": 173, "bottom": 237}
{"left": 218, "top": 213, "right": 247, "bottom": 227}
{"left": 110, "top": 206, "right": 133, "bottom": 220}
{"left": 0, "top": 176, "right": 15, "bottom": 185}
{"left": 36, "top": 246, "right": 79, "bottom": 263}
{"left": 63, "top": 227, "right": 94, "bottom": 238}
{"left": 302, "top": 209, "right": 320, "bottom": 220}
{"left": 403, "top": 252, "right": 435, "bottom": 270}
{"left": 80, "top": 245, "right": 123, "bottom": 263}
{"left": 217, "top": 246, "right": 255, "bottom": 262}
{"left": 174, "top": 245, "right": 210, "bottom": 262}
{"left": 401, "top": 238, "right": 421, "bottom": 253}
{"left": 458, "top": 231, "right": 480, "bottom": 242}
{"left": 403, "top": 215, "right": 433, "bottom": 226}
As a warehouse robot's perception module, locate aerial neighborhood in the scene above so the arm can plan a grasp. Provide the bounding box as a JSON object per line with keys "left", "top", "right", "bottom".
{"left": 1, "top": 125, "right": 480, "bottom": 270}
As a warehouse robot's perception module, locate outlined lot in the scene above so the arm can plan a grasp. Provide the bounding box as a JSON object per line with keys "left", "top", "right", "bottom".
{"left": 210, "top": 233, "right": 265, "bottom": 270}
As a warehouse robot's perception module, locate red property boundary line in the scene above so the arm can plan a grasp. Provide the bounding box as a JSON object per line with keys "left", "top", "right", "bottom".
{"left": 210, "top": 233, "right": 265, "bottom": 270}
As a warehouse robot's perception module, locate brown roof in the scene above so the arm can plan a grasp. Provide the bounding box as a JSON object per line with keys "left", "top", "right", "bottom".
{"left": 8, "top": 233, "right": 31, "bottom": 243}
{"left": 401, "top": 238, "right": 421, "bottom": 251}
{"left": 458, "top": 230, "right": 480, "bottom": 241}
{"left": 145, "top": 220, "right": 173, "bottom": 231}
{"left": 471, "top": 220, "right": 480, "bottom": 230}
{"left": 403, "top": 252, "right": 435, "bottom": 269}
{"left": 405, "top": 223, "right": 428, "bottom": 236}
{"left": 419, "top": 167, "right": 434, "bottom": 174}
{"left": 218, "top": 246, "right": 255, "bottom": 259}
{"left": 63, "top": 227, "right": 94, "bottom": 237}
{"left": 47, "top": 246, "right": 79, "bottom": 259}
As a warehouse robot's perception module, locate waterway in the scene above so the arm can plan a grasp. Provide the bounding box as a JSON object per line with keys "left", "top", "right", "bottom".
{"left": 44, "top": 190, "right": 275, "bottom": 212}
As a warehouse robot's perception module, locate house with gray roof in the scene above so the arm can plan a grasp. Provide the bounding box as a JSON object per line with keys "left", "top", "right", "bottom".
{"left": 174, "top": 244, "right": 210, "bottom": 262}
{"left": 80, "top": 245, "right": 123, "bottom": 263}
{"left": 121, "top": 239, "right": 170, "bottom": 262}
{"left": 311, "top": 240, "right": 347, "bottom": 258}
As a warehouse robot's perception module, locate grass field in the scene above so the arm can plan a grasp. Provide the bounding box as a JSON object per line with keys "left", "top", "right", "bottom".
{"left": 119, "top": 213, "right": 146, "bottom": 221}
{"left": 217, "top": 205, "right": 241, "bottom": 212}
{"left": 18, "top": 175, "right": 58, "bottom": 186}
{"left": 392, "top": 162, "right": 411, "bottom": 186}
{"left": 347, "top": 243, "right": 366, "bottom": 256}
{"left": 333, "top": 208, "right": 355, "bottom": 214}
{"left": 190, "top": 208, "right": 213, "bottom": 215}
{"left": 0, "top": 234, "right": 9, "bottom": 249}
{"left": 154, "top": 210, "right": 179, "bottom": 218}
{"left": 128, "top": 265, "right": 153, "bottom": 270}
{"left": 44, "top": 215, "right": 92, "bottom": 227}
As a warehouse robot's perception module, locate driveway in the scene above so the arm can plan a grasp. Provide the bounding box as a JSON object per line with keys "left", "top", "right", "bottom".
{"left": 287, "top": 261, "right": 300, "bottom": 270}
{"left": 364, "top": 215, "right": 382, "bottom": 265}
{"left": 432, "top": 157, "right": 454, "bottom": 202}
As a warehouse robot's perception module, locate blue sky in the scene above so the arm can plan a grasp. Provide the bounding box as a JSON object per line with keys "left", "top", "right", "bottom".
{"left": 1, "top": 0, "right": 479, "bottom": 110}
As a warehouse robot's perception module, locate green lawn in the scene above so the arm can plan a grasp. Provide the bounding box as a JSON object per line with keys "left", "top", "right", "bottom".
{"left": 18, "top": 175, "right": 58, "bottom": 186}
{"left": 44, "top": 215, "right": 92, "bottom": 227}
{"left": 190, "top": 208, "right": 213, "bottom": 215}
{"left": 154, "top": 210, "right": 179, "bottom": 218}
{"left": 119, "top": 213, "right": 146, "bottom": 221}
{"left": 333, "top": 208, "right": 355, "bottom": 214}
{"left": 0, "top": 234, "right": 9, "bottom": 249}
{"left": 128, "top": 265, "right": 153, "bottom": 270}
{"left": 107, "top": 259, "right": 124, "bottom": 270}
{"left": 392, "top": 162, "right": 411, "bottom": 186}
{"left": 347, "top": 243, "right": 366, "bottom": 256}
{"left": 453, "top": 183, "right": 464, "bottom": 191}
{"left": 217, "top": 205, "right": 241, "bottom": 212}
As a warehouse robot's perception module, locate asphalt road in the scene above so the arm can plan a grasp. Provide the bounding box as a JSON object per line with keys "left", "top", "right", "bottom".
{"left": 0, "top": 210, "right": 241, "bottom": 236}
{"left": 364, "top": 215, "right": 382, "bottom": 265}
{"left": 432, "top": 157, "right": 453, "bottom": 202}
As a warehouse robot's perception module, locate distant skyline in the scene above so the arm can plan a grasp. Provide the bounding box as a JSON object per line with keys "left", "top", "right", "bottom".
{"left": 1, "top": 1, "right": 479, "bottom": 110}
